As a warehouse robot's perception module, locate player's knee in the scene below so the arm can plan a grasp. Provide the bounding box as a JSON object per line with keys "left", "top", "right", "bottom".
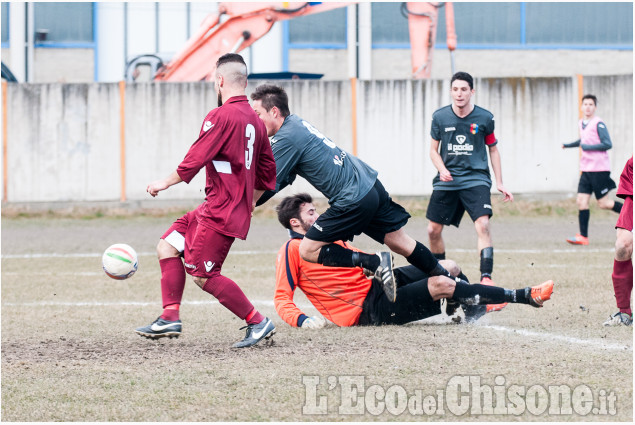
{"left": 427, "top": 222, "right": 443, "bottom": 240}
{"left": 439, "top": 259, "right": 460, "bottom": 277}
{"left": 615, "top": 235, "right": 633, "bottom": 261}
{"left": 193, "top": 276, "right": 208, "bottom": 289}
{"left": 597, "top": 197, "right": 612, "bottom": 209}
{"left": 576, "top": 196, "right": 589, "bottom": 209}
{"left": 428, "top": 276, "right": 455, "bottom": 300}
{"left": 474, "top": 217, "right": 490, "bottom": 236}
{"left": 157, "top": 239, "right": 179, "bottom": 259}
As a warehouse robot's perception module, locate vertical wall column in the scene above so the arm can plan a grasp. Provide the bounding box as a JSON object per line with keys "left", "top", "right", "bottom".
{"left": 350, "top": 77, "right": 358, "bottom": 156}
{"left": 2, "top": 81, "right": 7, "bottom": 202}
{"left": 8, "top": 3, "right": 26, "bottom": 82}
{"left": 119, "top": 81, "right": 127, "bottom": 202}
{"left": 576, "top": 74, "right": 584, "bottom": 118}
{"left": 346, "top": 4, "right": 358, "bottom": 79}
{"left": 357, "top": 2, "right": 372, "bottom": 81}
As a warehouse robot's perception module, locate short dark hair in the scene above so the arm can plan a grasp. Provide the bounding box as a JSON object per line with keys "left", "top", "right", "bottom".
{"left": 276, "top": 193, "right": 313, "bottom": 230}
{"left": 216, "top": 53, "right": 246, "bottom": 68}
{"left": 250, "top": 84, "right": 291, "bottom": 117}
{"left": 451, "top": 71, "right": 474, "bottom": 90}
{"left": 582, "top": 94, "right": 597, "bottom": 106}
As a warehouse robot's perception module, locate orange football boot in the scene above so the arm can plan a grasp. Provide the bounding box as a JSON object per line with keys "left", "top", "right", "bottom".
{"left": 529, "top": 280, "right": 554, "bottom": 307}
{"left": 566, "top": 234, "right": 589, "bottom": 245}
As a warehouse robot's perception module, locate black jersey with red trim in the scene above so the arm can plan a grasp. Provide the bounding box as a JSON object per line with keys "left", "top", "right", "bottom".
{"left": 430, "top": 105, "right": 496, "bottom": 190}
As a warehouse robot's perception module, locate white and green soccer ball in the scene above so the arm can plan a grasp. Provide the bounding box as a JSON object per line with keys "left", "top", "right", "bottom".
{"left": 102, "top": 243, "right": 138, "bottom": 280}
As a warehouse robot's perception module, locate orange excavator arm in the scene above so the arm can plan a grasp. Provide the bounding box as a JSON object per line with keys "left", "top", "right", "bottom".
{"left": 155, "top": 2, "right": 351, "bottom": 81}
{"left": 405, "top": 2, "right": 457, "bottom": 79}
{"left": 139, "top": 2, "right": 456, "bottom": 82}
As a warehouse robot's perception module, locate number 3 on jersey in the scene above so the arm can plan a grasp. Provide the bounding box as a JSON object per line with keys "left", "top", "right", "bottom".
{"left": 245, "top": 124, "right": 255, "bottom": 169}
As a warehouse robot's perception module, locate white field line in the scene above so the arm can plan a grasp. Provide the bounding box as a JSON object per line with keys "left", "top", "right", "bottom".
{"left": 451, "top": 248, "right": 614, "bottom": 254}
{"left": 2, "top": 299, "right": 630, "bottom": 352}
{"left": 1, "top": 247, "right": 613, "bottom": 259}
{"left": 478, "top": 324, "right": 631, "bottom": 352}
{"left": 0, "top": 250, "right": 278, "bottom": 259}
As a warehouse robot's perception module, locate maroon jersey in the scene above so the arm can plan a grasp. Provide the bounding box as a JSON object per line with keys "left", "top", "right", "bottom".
{"left": 177, "top": 95, "right": 276, "bottom": 240}
{"left": 617, "top": 156, "right": 633, "bottom": 199}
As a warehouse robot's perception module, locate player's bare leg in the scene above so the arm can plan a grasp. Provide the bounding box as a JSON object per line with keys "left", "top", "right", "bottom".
{"left": 597, "top": 193, "right": 623, "bottom": 213}
{"left": 427, "top": 220, "right": 445, "bottom": 259}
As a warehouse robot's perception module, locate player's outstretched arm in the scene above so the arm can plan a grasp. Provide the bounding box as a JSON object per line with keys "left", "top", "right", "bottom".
{"left": 488, "top": 145, "right": 513, "bottom": 202}
{"left": 146, "top": 171, "right": 183, "bottom": 197}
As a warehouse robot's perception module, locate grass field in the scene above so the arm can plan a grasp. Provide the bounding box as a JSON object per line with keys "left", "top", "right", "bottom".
{"left": 1, "top": 199, "right": 632, "bottom": 421}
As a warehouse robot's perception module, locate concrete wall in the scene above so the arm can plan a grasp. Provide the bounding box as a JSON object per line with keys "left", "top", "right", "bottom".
{"left": 2, "top": 75, "right": 632, "bottom": 202}
{"left": 288, "top": 49, "right": 634, "bottom": 80}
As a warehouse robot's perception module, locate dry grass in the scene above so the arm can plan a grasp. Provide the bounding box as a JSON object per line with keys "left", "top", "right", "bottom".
{"left": 1, "top": 204, "right": 632, "bottom": 421}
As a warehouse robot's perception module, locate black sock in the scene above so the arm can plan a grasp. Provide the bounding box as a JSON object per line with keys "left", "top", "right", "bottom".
{"left": 503, "top": 288, "right": 530, "bottom": 304}
{"left": 480, "top": 247, "right": 494, "bottom": 279}
{"left": 452, "top": 280, "right": 531, "bottom": 305}
{"left": 452, "top": 280, "right": 506, "bottom": 304}
{"left": 407, "top": 241, "right": 443, "bottom": 274}
{"left": 612, "top": 201, "right": 623, "bottom": 213}
{"left": 433, "top": 252, "right": 446, "bottom": 260}
{"left": 579, "top": 209, "right": 590, "bottom": 237}
{"left": 317, "top": 244, "right": 379, "bottom": 270}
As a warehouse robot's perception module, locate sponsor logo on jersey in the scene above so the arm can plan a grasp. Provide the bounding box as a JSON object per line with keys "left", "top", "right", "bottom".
{"left": 599, "top": 123, "right": 605, "bottom": 129}
{"left": 470, "top": 123, "right": 479, "bottom": 134}
{"left": 448, "top": 143, "right": 474, "bottom": 153}
{"left": 448, "top": 134, "right": 474, "bottom": 155}
{"left": 601, "top": 188, "right": 609, "bottom": 195}
{"left": 203, "top": 121, "right": 214, "bottom": 132}
{"left": 333, "top": 153, "right": 345, "bottom": 166}
{"left": 204, "top": 261, "right": 215, "bottom": 272}
{"left": 313, "top": 223, "right": 323, "bottom": 232}
{"left": 484, "top": 204, "right": 492, "bottom": 209}
{"left": 444, "top": 127, "right": 456, "bottom": 132}
{"left": 184, "top": 262, "right": 197, "bottom": 270}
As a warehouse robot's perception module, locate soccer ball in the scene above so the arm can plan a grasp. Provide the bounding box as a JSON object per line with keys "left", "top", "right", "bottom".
{"left": 102, "top": 243, "right": 138, "bottom": 280}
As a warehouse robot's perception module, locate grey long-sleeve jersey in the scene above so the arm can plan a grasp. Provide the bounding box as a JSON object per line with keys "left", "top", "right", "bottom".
{"left": 270, "top": 114, "right": 378, "bottom": 207}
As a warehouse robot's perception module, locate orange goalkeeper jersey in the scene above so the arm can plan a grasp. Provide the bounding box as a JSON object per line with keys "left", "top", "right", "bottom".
{"left": 274, "top": 237, "right": 373, "bottom": 327}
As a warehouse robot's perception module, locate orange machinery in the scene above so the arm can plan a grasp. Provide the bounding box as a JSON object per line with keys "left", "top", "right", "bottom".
{"left": 125, "top": 2, "right": 456, "bottom": 81}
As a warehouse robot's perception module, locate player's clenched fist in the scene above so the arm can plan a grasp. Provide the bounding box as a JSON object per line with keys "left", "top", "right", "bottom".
{"left": 147, "top": 179, "right": 168, "bottom": 197}
{"left": 301, "top": 316, "right": 327, "bottom": 329}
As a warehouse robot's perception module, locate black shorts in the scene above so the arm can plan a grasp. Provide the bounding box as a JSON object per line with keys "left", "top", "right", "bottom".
{"left": 578, "top": 171, "right": 617, "bottom": 199}
{"left": 357, "top": 265, "right": 441, "bottom": 326}
{"left": 426, "top": 185, "right": 492, "bottom": 228}
{"left": 304, "top": 179, "right": 411, "bottom": 244}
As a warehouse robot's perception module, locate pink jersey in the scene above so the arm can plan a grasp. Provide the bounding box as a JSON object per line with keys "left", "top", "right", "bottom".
{"left": 177, "top": 96, "right": 276, "bottom": 240}
{"left": 579, "top": 116, "right": 611, "bottom": 172}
